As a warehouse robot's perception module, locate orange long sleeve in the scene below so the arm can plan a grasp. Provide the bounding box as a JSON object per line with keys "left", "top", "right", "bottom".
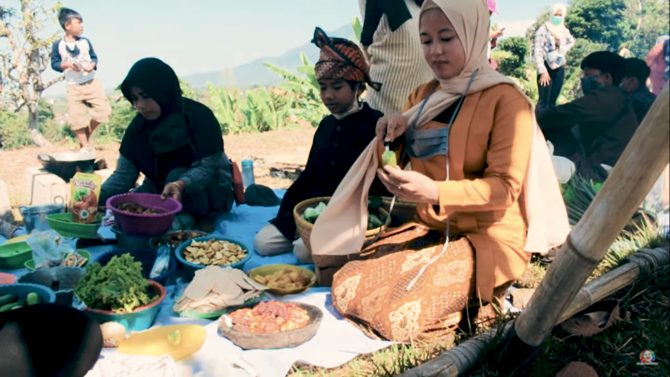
{"left": 436, "top": 95, "right": 533, "bottom": 214}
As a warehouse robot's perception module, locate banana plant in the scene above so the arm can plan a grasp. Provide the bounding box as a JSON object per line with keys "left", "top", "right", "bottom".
{"left": 207, "top": 82, "right": 239, "bottom": 134}
{"left": 264, "top": 53, "right": 328, "bottom": 127}
{"left": 352, "top": 16, "right": 363, "bottom": 44}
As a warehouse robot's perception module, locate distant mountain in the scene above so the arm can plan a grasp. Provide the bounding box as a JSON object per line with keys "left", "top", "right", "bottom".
{"left": 183, "top": 24, "right": 354, "bottom": 88}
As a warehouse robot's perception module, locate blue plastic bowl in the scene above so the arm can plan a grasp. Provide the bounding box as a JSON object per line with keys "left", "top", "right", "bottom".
{"left": 174, "top": 236, "right": 252, "bottom": 281}
{"left": 83, "top": 280, "right": 166, "bottom": 332}
{"left": 0, "top": 283, "right": 56, "bottom": 305}
{"left": 94, "top": 248, "right": 176, "bottom": 287}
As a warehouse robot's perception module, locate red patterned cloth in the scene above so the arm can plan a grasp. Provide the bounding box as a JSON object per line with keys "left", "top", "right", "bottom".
{"left": 311, "top": 27, "right": 381, "bottom": 91}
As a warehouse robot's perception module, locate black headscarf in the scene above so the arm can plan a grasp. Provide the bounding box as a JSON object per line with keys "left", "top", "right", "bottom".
{"left": 120, "top": 58, "right": 183, "bottom": 119}
{"left": 118, "top": 58, "right": 223, "bottom": 184}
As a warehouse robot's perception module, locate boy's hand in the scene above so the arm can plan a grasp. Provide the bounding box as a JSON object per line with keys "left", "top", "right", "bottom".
{"left": 84, "top": 63, "right": 96, "bottom": 72}
{"left": 63, "top": 62, "right": 81, "bottom": 72}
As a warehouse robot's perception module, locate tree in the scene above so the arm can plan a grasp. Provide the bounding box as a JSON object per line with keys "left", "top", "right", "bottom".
{"left": 565, "top": 0, "right": 668, "bottom": 55}
{"left": 621, "top": 0, "right": 670, "bottom": 57}
{"left": 0, "top": 1, "right": 64, "bottom": 147}
{"left": 566, "top": 0, "right": 633, "bottom": 50}
{"left": 494, "top": 37, "right": 531, "bottom": 79}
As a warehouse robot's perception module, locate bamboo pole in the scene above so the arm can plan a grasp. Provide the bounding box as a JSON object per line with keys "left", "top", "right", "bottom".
{"left": 512, "top": 84, "right": 670, "bottom": 350}
{"left": 398, "top": 247, "right": 669, "bottom": 377}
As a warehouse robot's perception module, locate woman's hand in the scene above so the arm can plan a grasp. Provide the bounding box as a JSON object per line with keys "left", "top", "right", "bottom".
{"left": 376, "top": 115, "right": 409, "bottom": 144}
{"left": 539, "top": 72, "right": 551, "bottom": 87}
{"left": 490, "top": 29, "right": 504, "bottom": 39}
{"left": 161, "top": 180, "right": 186, "bottom": 202}
{"left": 377, "top": 166, "right": 439, "bottom": 205}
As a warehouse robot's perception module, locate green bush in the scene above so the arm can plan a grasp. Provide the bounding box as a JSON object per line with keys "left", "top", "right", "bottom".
{"left": 0, "top": 111, "right": 31, "bottom": 149}
{"left": 495, "top": 37, "right": 531, "bottom": 80}
{"left": 93, "top": 99, "right": 136, "bottom": 144}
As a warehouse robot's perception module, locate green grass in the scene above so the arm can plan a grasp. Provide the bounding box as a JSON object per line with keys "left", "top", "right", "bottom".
{"left": 288, "top": 336, "right": 458, "bottom": 377}
{"left": 465, "top": 265, "right": 670, "bottom": 377}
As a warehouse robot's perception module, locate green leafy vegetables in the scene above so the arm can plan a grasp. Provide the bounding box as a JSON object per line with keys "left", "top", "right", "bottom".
{"left": 302, "top": 196, "right": 386, "bottom": 230}
{"left": 74, "top": 254, "right": 156, "bottom": 313}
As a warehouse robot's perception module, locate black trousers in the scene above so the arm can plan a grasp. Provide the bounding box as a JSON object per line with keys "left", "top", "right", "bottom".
{"left": 537, "top": 62, "right": 566, "bottom": 108}
{"left": 0, "top": 304, "right": 102, "bottom": 377}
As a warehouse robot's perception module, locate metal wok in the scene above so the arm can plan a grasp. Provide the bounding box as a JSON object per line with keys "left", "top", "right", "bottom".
{"left": 37, "top": 153, "right": 96, "bottom": 182}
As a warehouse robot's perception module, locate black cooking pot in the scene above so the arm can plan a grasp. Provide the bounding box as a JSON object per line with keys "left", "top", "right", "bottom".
{"left": 38, "top": 153, "right": 96, "bottom": 182}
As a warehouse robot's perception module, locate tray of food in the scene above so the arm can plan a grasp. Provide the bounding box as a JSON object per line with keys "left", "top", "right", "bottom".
{"left": 218, "top": 300, "right": 323, "bottom": 350}
{"left": 248, "top": 264, "right": 316, "bottom": 295}
{"left": 175, "top": 237, "right": 251, "bottom": 280}
{"left": 173, "top": 266, "right": 268, "bottom": 319}
{"left": 24, "top": 249, "right": 90, "bottom": 271}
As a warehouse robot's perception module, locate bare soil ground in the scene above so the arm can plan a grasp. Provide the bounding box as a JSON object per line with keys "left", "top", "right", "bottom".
{"left": 0, "top": 128, "right": 316, "bottom": 211}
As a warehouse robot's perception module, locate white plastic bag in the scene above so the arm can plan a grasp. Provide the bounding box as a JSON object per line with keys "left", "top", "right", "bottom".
{"left": 150, "top": 245, "right": 171, "bottom": 279}
{"left": 548, "top": 141, "right": 576, "bottom": 184}
{"left": 25, "top": 230, "right": 73, "bottom": 270}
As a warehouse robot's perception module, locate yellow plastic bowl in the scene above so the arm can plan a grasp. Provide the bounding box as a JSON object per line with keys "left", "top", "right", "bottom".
{"left": 247, "top": 264, "right": 316, "bottom": 295}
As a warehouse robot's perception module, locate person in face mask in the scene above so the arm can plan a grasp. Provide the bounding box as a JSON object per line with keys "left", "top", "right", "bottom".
{"left": 253, "top": 27, "right": 389, "bottom": 263}
{"left": 534, "top": 3, "right": 575, "bottom": 109}
{"left": 621, "top": 58, "right": 656, "bottom": 123}
{"left": 537, "top": 51, "right": 639, "bottom": 175}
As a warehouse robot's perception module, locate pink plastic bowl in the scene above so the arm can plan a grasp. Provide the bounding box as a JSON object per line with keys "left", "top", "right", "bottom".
{"left": 107, "top": 193, "right": 182, "bottom": 237}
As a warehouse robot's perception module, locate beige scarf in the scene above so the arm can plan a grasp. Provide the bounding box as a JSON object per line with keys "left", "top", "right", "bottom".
{"left": 311, "top": 0, "right": 569, "bottom": 258}
{"left": 545, "top": 3, "right": 569, "bottom": 42}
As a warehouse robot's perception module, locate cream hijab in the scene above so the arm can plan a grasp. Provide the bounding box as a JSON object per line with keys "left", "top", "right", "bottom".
{"left": 311, "top": 0, "right": 569, "bottom": 259}
{"left": 545, "top": 3, "right": 569, "bottom": 40}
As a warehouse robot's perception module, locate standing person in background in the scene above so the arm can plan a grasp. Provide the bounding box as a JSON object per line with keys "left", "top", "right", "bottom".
{"left": 487, "top": 0, "right": 503, "bottom": 70}
{"left": 358, "top": 0, "right": 434, "bottom": 115}
{"left": 534, "top": 3, "right": 575, "bottom": 109}
{"left": 51, "top": 8, "right": 112, "bottom": 153}
{"left": 621, "top": 58, "right": 656, "bottom": 123}
{"left": 645, "top": 35, "right": 669, "bottom": 95}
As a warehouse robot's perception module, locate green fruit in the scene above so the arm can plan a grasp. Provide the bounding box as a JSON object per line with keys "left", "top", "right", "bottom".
{"left": 0, "top": 294, "right": 17, "bottom": 306}
{"left": 382, "top": 151, "right": 397, "bottom": 167}
{"left": 0, "top": 301, "right": 25, "bottom": 312}
{"left": 27, "top": 292, "right": 40, "bottom": 306}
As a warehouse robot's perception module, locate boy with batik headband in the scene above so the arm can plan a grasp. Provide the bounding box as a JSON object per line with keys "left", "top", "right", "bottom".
{"left": 51, "top": 8, "right": 112, "bottom": 153}
{"left": 254, "top": 27, "right": 389, "bottom": 263}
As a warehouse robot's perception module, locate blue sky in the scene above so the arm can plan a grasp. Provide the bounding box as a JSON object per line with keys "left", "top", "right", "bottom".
{"left": 1, "top": 0, "right": 566, "bottom": 95}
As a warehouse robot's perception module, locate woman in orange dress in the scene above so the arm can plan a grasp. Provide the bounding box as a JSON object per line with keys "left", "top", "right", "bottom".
{"left": 311, "top": 0, "right": 569, "bottom": 342}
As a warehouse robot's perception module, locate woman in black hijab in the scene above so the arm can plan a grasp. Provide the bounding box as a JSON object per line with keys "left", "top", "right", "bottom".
{"left": 100, "top": 58, "right": 234, "bottom": 225}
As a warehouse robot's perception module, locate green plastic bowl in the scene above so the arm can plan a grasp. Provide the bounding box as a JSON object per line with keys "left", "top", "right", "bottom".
{"left": 0, "top": 242, "right": 33, "bottom": 270}
{"left": 24, "top": 250, "right": 91, "bottom": 271}
{"left": 47, "top": 213, "right": 103, "bottom": 239}
{"left": 175, "top": 292, "right": 266, "bottom": 320}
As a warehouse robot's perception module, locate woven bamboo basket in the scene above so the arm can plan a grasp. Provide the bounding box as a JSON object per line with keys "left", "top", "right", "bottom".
{"left": 293, "top": 197, "right": 389, "bottom": 256}
{"left": 381, "top": 197, "right": 418, "bottom": 226}
{"left": 294, "top": 196, "right": 415, "bottom": 286}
